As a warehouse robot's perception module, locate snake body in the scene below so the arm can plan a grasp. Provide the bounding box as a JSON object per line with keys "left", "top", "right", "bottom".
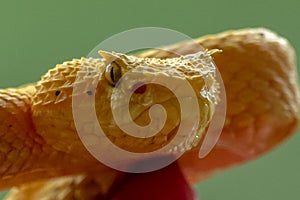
{"left": 1, "top": 28, "right": 299, "bottom": 199}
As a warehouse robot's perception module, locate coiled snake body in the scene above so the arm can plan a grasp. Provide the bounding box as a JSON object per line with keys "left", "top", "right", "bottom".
{"left": 0, "top": 28, "right": 299, "bottom": 199}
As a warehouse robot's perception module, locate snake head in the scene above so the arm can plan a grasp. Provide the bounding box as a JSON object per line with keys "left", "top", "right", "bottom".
{"left": 91, "top": 50, "right": 220, "bottom": 160}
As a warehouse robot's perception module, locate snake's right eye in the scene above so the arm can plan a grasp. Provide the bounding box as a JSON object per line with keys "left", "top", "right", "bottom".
{"left": 105, "top": 61, "right": 122, "bottom": 86}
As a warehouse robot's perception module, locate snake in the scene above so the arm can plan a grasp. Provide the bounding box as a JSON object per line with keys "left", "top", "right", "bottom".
{"left": 0, "top": 28, "right": 299, "bottom": 199}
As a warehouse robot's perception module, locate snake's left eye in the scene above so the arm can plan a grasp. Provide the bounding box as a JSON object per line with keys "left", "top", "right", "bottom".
{"left": 105, "top": 61, "right": 122, "bottom": 86}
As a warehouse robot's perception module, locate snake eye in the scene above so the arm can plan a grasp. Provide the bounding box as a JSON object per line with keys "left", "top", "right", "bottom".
{"left": 105, "top": 61, "right": 122, "bottom": 86}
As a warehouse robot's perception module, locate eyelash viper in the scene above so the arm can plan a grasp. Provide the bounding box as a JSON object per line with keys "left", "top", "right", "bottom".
{"left": 1, "top": 28, "right": 299, "bottom": 199}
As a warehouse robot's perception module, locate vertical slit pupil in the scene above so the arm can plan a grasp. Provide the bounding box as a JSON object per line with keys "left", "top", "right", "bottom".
{"left": 110, "top": 66, "right": 115, "bottom": 83}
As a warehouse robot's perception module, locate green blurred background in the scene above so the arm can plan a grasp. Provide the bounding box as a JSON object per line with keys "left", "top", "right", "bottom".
{"left": 0, "top": 0, "right": 299, "bottom": 199}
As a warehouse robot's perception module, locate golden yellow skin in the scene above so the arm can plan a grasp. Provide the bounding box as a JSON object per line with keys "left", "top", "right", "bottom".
{"left": 1, "top": 28, "right": 300, "bottom": 199}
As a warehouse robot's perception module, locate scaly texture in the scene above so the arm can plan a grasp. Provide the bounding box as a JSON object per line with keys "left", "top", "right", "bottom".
{"left": 2, "top": 28, "right": 300, "bottom": 199}
{"left": 0, "top": 85, "right": 116, "bottom": 190}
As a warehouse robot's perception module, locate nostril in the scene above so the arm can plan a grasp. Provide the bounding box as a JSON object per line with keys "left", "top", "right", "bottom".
{"left": 132, "top": 82, "right": 147, "bottom": 94}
